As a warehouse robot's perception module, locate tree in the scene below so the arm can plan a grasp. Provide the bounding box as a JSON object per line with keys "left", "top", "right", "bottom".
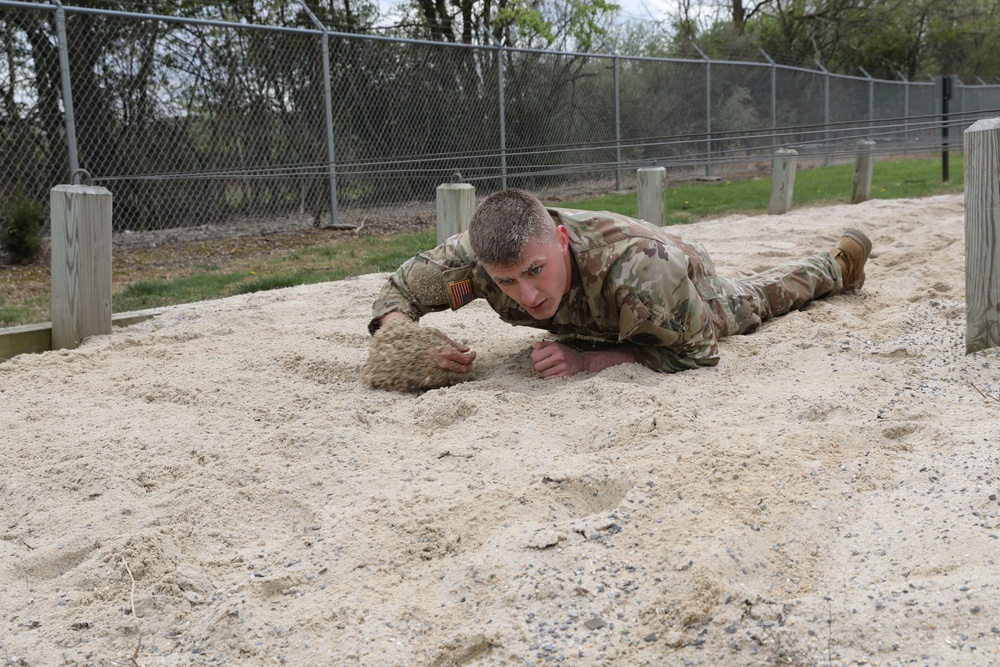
{"left": 403, "top": 0, "right": 620, "bottom": 48}
{"left": 743, "top": 0, "right": 1000, "bottom": 79}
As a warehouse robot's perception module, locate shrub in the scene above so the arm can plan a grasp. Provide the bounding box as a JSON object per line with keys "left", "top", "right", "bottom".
{"left": 1, "top": 197, "right": 44, "bottom": 265}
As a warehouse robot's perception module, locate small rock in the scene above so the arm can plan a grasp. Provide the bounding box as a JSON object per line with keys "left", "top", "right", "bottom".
{"left": 663, "top": 631, "right": 685, "bottom": 647}
{"left": 643, "top": 633, "right": 657, "bottom": 642}
{"left": 584, "top": 617, "right": 606, "bottom": 630}
{"left": 527, "top": 527, "right": 563, "bottom": 549}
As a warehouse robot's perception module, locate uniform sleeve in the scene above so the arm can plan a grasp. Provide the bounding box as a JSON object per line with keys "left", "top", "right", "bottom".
{"left": 369, "top": 232, "right": 478, "bottom": 334}
{"left": 611, "top": 243, "right": 720, "bottom": 373}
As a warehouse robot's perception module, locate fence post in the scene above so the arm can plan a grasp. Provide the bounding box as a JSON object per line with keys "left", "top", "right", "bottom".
{"left": 50, "top": 184, "right": 113, "bottom": 351}
{"left": 963, "top": 118, "right": 1000, "bottom": 354}
{"left": 613, "top": 52, "right": 622, "bottom": 192}
{"left": 694, "top": 44, "right": 712, "bottom": 177}
{"left": 860, "top": 66, "right": 875, "bottom": 138}
{"left": 482, "top": 29, "right": 508, "bottom": 190}
{"left": 938, "top": 75, "right": 954, "bottom": 182}
{"left": 761, "top": 50, "right": 777, "bottom": 154}
{"left": 54, "top": 1, "right": 80, "bottom": 176}
{"left": 597, "top": 35, "right": 622, "bottom": 192}
{"left": 637, "top": 167, "right": 667, "bottom": 226}
{"left": 498, "top": 44, "right": 508, "bottom": 190}
{"left": 319, "top": 31, "right": 340, "bottom": 226}
{"left": 768, "top": 148, "right": 797, "bottom": 215}
{"left": 850, "top": 140, "right": 876, "bottom": 204}
{"left": 436, "top": 181, "right": 476, "bottom": 244}
{"left": 897, "top": 70, "right": 910, "bottom": 145}
{"left": 300, "top": 5, "right": 340, "bottom": 226}
{"left": 816, "top": 61, "right": 831, "bottom": 167}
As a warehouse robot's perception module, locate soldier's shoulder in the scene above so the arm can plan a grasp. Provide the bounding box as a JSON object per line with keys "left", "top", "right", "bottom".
{"left": 549, "top": 208, "right": 667, "bottom": 249}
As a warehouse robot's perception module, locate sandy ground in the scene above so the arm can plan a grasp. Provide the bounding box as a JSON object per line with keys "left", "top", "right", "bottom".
{"left": 2, "top": 193, "right": 999, "bottom": 667}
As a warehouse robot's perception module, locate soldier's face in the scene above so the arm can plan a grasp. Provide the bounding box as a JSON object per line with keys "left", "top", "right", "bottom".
{"left": 481, "top": 225, "right": 572, "bottom": 320}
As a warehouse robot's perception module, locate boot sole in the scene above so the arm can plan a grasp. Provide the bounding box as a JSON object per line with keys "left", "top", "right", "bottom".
{"left": 841, "top": 229, "right": 871, "bottom": 262}
{"left": 839, "top": 229, "right": 871, "bottom": 290}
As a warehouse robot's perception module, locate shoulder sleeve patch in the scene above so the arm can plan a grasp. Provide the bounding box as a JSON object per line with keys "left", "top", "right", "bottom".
{"left": 448, "top": 279, "right": 474, "bottom": 310}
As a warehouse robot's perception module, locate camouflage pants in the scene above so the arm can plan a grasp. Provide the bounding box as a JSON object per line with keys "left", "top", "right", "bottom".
{"left": 666, "top": 234, "right": 844, "bottom": 339}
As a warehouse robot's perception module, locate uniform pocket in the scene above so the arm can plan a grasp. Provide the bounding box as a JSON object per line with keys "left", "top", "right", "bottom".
{"left": 618, "top": 291, "right": 682, "bottom": 347}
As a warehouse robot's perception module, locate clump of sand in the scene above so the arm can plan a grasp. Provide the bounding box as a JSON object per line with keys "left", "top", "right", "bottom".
{"left": 361, "top": 316, "right": 471, "bottom": 391}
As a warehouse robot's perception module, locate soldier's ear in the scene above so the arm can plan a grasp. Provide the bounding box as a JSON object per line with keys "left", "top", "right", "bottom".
{"left": 555, "top": 225, "right": 569, "bottom": 250}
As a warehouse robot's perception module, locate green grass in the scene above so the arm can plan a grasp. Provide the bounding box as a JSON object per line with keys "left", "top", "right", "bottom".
{"left": 0, "top": 156, "right": 964, "bottom": 328}
{"left": 0, "top": 297, "right": 45, "bottom": 327}
{"left": 110, "top": 229, "right": 437, "bottom": 315}
{"left": 558, "top": 156, "right": 963, "bottom": 226}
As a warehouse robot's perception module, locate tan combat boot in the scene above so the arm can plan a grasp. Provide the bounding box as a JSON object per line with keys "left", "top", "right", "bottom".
{"left": 830, "top": 229, "right": 872, "bottom": 290}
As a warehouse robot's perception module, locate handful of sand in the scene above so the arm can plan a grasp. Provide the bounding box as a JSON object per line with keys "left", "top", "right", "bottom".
{"left": 361, "top": 317, "right": 471, "bottom": 392}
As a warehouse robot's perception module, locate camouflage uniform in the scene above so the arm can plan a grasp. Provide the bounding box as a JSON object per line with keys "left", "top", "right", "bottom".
{"left": 370, "top": 208, "right": 844, "bottom": 373}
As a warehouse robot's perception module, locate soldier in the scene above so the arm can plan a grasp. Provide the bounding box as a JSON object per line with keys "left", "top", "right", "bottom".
{"left": 370, "top": 188, "right": 871, "bottom": 378}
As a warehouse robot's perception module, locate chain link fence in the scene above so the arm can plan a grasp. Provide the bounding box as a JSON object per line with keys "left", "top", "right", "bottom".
{"left": 3, "top": 0, "right": 1000, "bottom": 239}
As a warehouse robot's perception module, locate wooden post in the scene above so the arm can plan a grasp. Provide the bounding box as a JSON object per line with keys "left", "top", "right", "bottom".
{"left": 436, "top": 182, "right": 475, "bottom": 244}
{"left": 768, "top": 148, "right": 797, "bottom": 215}
{"left": 637, "top": 167, "right": 667, "bottom": 226}
{"left": 50, "top": 184, "right": 113, "bottom": 351}
{"left": 851, "top": 139, "right": 876, "bottom": 204}
{"left": 963, "top": 118, "right": 1000, "bottom": 354}
{"left": 636, "top": 167, "right": 667, "bottom": 227}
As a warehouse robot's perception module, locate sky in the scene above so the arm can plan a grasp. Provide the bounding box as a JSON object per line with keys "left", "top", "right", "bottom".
{"left": 373, "top": 0, "right": 696, "bottom": 33}
{"left": 613, "top": 0, "right": 676, "bottom": 25}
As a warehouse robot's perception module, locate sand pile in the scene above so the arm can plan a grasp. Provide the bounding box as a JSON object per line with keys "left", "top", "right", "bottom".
{"left": 2, "top": 194, "right": 999, "bottom": 666}
{"left": 361, "top": 317, "right": 470, "bottom": 391}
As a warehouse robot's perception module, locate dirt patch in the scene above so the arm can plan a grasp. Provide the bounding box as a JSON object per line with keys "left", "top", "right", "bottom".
{"left": 0, "top": 210, "right": 436, "bottom": 306}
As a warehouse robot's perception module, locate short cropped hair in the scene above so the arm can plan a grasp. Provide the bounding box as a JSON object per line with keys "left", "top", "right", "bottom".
{"left": 469, "top": 188, "right": 555, "bottom": 265}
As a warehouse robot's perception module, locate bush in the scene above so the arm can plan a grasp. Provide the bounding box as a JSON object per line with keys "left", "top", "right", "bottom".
{"left": 1, "top": 197, "right": 44, "bottom": 265}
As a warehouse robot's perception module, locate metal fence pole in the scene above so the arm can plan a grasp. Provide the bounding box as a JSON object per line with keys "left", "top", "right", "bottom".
{"left": 52, "top": 0, "right": 80, "bottom": 177}
{"left": 498, "top": 44, "right": 507, "bottom": 190}
{"left": 860, "top": 66, "right": 874, "bottom": 138}
{"left": 301, "top": 3, "right": 339, "bottom": 226}
{"left": 483, "top": 31, "right": 508, "bottom": 191}
{"left": 898, "top": 71, "right": 910, "bottom": 146}
{"left": 596, "top": 34, "right": 622, "bottom": 191}
{"left": 694, "top": 44, "right": 711, "bottom": 177}
{"left": 816, "top": 61, "right": 831, "bottom": 166}
{"left": 762, "top": 50, "right": 777, "bottom": 153}
{"left": 613, "top": 53, "right": 622, "bottom": 191}
{"left": 320, "top": 32, "right": 339, "bottom": 226}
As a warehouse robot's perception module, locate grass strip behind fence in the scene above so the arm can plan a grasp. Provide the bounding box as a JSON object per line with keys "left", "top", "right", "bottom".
{"left": 111, "top": 232, "right": 437, "bottom": 314}
{"left": 557, "top": 157, "right": 964, "bottom": 223}
{"left": 0, "top": 156, "right": 964, "bottom": 329}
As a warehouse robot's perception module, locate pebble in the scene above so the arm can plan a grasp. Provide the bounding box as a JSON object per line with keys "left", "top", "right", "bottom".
{"left": 584, "top": 617, "right": 606, "bottom": 630}
{"left": 663, "top": 631, "right": 685, "bottom": 647}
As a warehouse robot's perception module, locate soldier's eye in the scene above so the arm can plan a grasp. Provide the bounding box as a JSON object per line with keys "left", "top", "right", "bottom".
{"left": 528, "top": 266, "right": 542, "bottom": 276}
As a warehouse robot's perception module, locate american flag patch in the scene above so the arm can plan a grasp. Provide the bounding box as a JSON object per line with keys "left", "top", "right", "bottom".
{"left": 448, "top": 279, "right": 474, "bottom": 310}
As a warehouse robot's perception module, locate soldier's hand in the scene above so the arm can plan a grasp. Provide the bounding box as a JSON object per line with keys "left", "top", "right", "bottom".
{"left": 531, "top": 342, "right": 586, "bottom": 378}
{"left": 434, "top": 331, "right": 476, "bottom": 373}
{"left": 380, "top": 312, "right": 476, "bottom": 373}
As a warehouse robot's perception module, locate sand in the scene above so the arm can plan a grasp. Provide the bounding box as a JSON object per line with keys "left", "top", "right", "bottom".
{"left": 2, "top": 193, "right": 999, "bottom": 666}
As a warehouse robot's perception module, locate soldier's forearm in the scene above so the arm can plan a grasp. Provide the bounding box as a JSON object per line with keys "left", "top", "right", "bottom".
{"left": 630, "top": 343, "right": 719, "bottom": 373}
{"left": 581, "top": 347, "right": 645, "bottom": 374}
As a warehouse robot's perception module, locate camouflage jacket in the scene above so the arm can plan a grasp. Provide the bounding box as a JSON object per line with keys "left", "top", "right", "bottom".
{"left": 369, "top": 208, "right": 720, "bottom": 373}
